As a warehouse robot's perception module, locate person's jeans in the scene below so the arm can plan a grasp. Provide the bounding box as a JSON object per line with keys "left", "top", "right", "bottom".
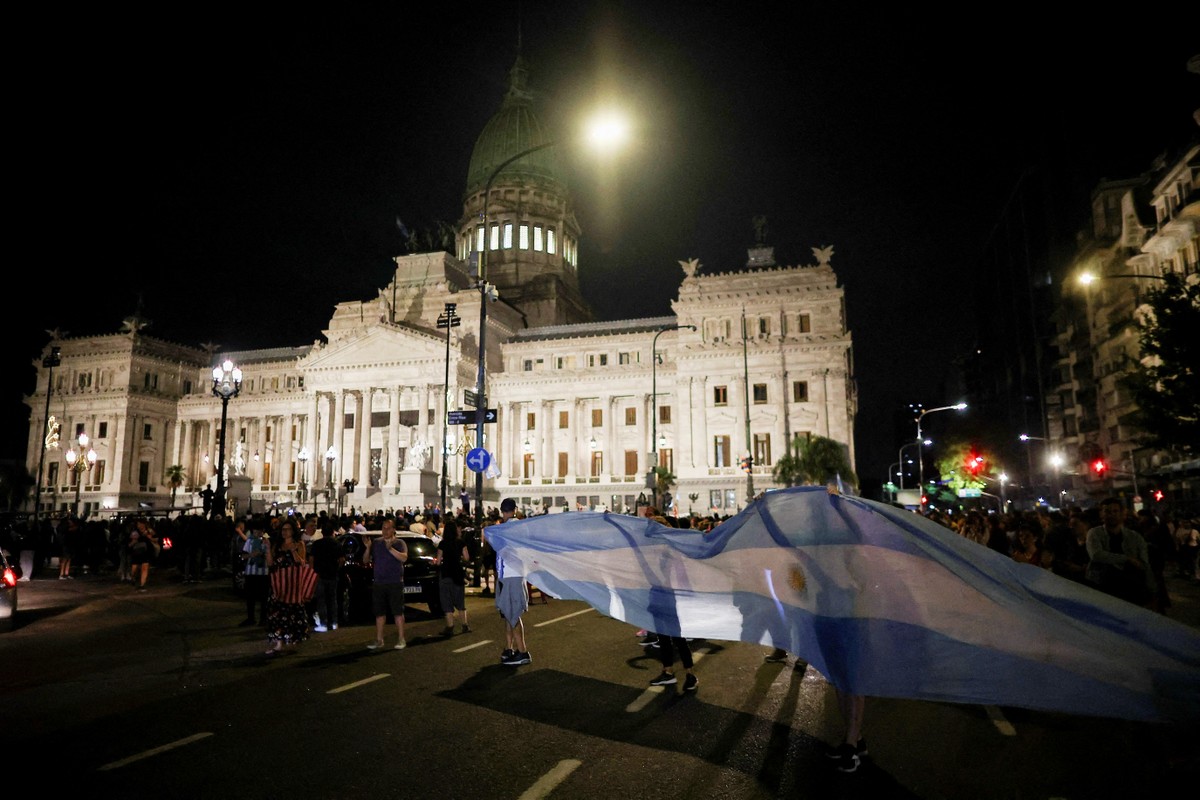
{"left": 314, "top": 578, "right": 339, "bottom": 627}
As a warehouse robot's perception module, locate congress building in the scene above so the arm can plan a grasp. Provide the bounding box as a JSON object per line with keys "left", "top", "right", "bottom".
{"left": 23, "top": 57, "right": 856, "bottom": 519}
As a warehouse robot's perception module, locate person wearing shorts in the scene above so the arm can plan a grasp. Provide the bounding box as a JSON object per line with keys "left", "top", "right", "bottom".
{"left": 366, "top": 516, "right": 408, "bottom": 650}
{"left": 495, "top": 498, "right": 531, "bottom": 665}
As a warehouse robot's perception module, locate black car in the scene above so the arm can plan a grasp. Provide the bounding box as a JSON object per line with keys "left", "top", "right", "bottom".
{"left": 0, "top": 545, "right": 20, "bottom": 633}
{"left": 336, "top": 531, "right": 443, "bottom": 624}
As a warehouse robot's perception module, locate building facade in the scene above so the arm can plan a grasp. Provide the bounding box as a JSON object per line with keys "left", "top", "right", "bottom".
{"left": 22, "top": 59, "right": 856, "bottom": 518}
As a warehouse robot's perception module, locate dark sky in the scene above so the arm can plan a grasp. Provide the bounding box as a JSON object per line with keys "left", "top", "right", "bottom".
{"left": 7, "top": 3, "right": 1198, "bottom": 490}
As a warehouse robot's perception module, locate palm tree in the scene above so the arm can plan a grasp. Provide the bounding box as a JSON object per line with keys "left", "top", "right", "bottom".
{"left": 773, "top": 434, "right": 857, "bottom": 489}
{"left": 652, "top": 466, "right": 678, "bottom": 513}
{"left": 165, "top": 464, "right": 186, "bottom": 508}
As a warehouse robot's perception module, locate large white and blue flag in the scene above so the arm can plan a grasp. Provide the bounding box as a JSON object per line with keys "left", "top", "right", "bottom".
{"left": 486, "top": 486, "right": 1200, "bottom": 723}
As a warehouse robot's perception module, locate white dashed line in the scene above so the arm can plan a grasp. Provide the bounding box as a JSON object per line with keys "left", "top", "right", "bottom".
{"left": 985, "top": 705, "right": 1016, "bottom": 736}
{"left": 533, "top": 607, "right": 596, "bottom": 627}
{"left": 517, "top": 758, "right": 583, "bottom": 800}
{"left": 98, "top": 732, "right": 213, "bottom": 771}
{"left": 453, "top": 639, "right": 495, "bottom": 653}
{"left": 327, "top": 673, "right": 391, "bottom": 694}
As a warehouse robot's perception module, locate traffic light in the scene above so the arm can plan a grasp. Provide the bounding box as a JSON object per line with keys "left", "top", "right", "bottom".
{"left": 1152, "top": 489, "right": 1165, "bottom": 502}
{"left": 739, "top": 455, "right": 753, "bottom": 473}
{"left": 1091, "top": 458, "right": 1108, "bottom": 476}
{"left": 965, "top": 451, "right": 984, "bottom": 476}
{"left": 920, "top": 494, "right": 929, "bottom": 506}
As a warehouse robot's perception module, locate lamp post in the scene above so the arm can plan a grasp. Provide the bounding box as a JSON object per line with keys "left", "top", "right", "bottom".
{"left": 324, "top": 446, "right": 337, "bottom": 515}
{"left": 1018, "top": 433, "right": 1045, "bottom": 500}
{"left": 210, "top": 359, "right": 242, "bottom": 519}
{"left": 33, "top": 345, "right": 61, "bottom": 526}
{"left": 63, "top": 432, "right": 96, "bottom": 518}
{"left": 297, "top": 446, "right": 309, "bottom": 508}
{"left": 741, "top": 309, "right": 754, "bottom": 504}
{"left": 650, "top": 323, "right": 695, "bottom": 509}
{"left": 1078, "top": 271, "right": 1167, "bottom": 286}
{"left": 896, "top": 439, "right": 930, "bottom": 490}
{"left": 437, "top": 302, "right": 460, "bottom": 514}
{"left": 999, "top": 472, "right": 1008, "bottom": 510}
{"left": 914, "top": 403, "right": 967, "bottom": 494}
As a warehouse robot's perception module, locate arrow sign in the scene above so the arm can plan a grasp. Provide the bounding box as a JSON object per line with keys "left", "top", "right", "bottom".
{"left": 466, "top": 447, "right": 491, "bottom": 473}
{"left": 472, "top": 408, "right": 498, "bottom": 423}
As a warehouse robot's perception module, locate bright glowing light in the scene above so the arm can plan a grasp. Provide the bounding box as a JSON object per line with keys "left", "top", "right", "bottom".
{"left": 1079, "top": 272, "right": 1098, "bottom": 286}
{"left": 584, "top": 110, "right": 630, "bottom": 153}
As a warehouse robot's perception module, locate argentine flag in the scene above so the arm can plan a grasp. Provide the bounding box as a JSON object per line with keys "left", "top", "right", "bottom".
{"left": 486, "top": 486, "right": 1200, "bottom": 723}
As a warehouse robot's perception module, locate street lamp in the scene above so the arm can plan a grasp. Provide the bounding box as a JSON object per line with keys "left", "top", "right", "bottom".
{"left": 63, "top": 432, "right": 96, "bottom": 518}
{"left": 324, "top": 446, "right": 337, "bottom": 514}
{"left": 211, "top": 359, "right": 242, "bottom": 519}
{"left": 1018, "top": 433, "right": 1045, "bottom": 496}
{"left": 999, "top": 472, "right": 1008, "bottom": 509}
{"left": 297, "top": 446, "right": 310, "bottom": 509}
{"left": 437, "top": 302, "right": 460, "bottom": 514}
{"left": 1078, "top": 271, "right": 1166, "bottom": 286}
{"left": 914, "top": 403, "right": 967, "bottom": 493}
{"left": 33, "top": 345, "right": 61, "bottom": 526}
{"left": 896, "top": 439, "right": 931, "bottom": 490}
{"left": 650, "top": 323, "right": 695, "bottom": 509}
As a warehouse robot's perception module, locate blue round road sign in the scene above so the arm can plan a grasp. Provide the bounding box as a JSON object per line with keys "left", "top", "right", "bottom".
{"left": 466, "top": 447, "right": 491, "bottom": 473}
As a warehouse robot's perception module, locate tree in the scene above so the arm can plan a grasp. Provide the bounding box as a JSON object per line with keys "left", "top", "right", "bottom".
{"left": 0, "top": 461, "right": 34, "bottom": 512}
{"left": 652, "top": 466, "right": 677, "bottom": 512}
{"left": 1125, "top": 271, "right": 1200, "bottom": 453}
{"left": 933, "top": 441, "right": 990, "bottom": 494}
{"left": 165, "top": 464, "right": 186, "bottom": 508}
{"left": 772, "top": 434, "right": 857, "bottom": 489}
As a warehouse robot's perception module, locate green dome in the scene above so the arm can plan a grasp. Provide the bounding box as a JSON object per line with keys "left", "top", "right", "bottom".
{"left": 465, "top": 56, "right": 565, "bottom": 195}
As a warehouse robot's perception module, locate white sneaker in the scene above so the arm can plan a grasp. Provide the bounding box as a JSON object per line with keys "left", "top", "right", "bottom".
{"left": 313, "top": 624, "right": 328, "bottom": 633}
{"left": 331, "top": 623, "right": 338, "bottom": 630}
{"left": 394, "top": 640, "right": 407, "bottom": 650}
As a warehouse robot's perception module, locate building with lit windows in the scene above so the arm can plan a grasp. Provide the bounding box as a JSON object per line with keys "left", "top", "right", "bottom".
{"left": 22, "top": 59, "right": 855, "bottom": 518}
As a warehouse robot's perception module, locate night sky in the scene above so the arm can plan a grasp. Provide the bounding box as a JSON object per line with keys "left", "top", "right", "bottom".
{"left": 7, "top": 3, "right": 1197, "bottom": 493}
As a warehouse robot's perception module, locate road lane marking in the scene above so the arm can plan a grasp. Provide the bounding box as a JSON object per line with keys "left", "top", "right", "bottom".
{"left": 534, "top": 607, "right": 595, "bottom": 627}
{"left": 98, "top": 732, "right": 212, "bottom": 771}
{"left": 985, "top": 705, "right": 1016, "bottom": 736}
{"left": 518, "top": 758, "right": 582, "bottom": 800}
{"left": 454, "top": 639, "right": 494, "bottom": 653}
{"left": 328, "top": 673, "right": 391, "bottom": 694}
{"left": 625, "top": 645, "right": 709, "bottom": 712}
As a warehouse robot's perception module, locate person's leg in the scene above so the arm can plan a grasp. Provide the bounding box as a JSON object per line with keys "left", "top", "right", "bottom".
{"left": 393, "top": 594, "right": 406, "bottom": 645}
{"left": 373, "top": 615, "right": 386, "bottom": 645}
{"left": 511, "top": 616, "right": 525, "bottom": 652}
{"left": 840, "top": 692, "right": 864, "bottom": 746}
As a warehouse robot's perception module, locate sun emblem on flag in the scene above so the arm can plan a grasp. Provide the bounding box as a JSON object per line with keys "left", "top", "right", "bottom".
{"left": 788, "top": 566, "right": 806, "bottom": 593}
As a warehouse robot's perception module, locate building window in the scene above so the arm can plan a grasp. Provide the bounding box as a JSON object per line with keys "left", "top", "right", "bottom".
{"left": 183, "top": 379, "right": 192, "bottom": 394}
{"left": 710, "top": 489, "right": 723, "bottom": 509}
{"left": 138, "top": 461, "right": 151, "bottom": 488}
{"left": 659, "top": 448, "right": 674, "bottom": 472}
{"left": 533, "top": 225, "right": 544, "bottom": 251}
{"left": 714, "top": 386, "right": 728, "bottom": 406}
{"left": 558, "top": 452, "right": 568, "bottom": 477}
{"left": 527, "top": 412, "right": 536, "bottom": 431}
{"left": 758, "top": 317, "right": 770, "bottom": 336}
{"left": 592, "top": 409, "right": 603, "bottom": 427}
{"left": 619, "top": 352, "right": 634, "bottom": 365}
{"left": 625, "top": 408, "right": 637, "bottom": 425}
{"left": 488, "top": 223, "right": 500, "bottom": 251}
{"left": 797, "top": 313, "right": 811, "bottom": 333}
{"left": 97, "top": 422, "right": 108, "bottom": 438}
{"left": 624, "top": 450, "right": 638, "bottom": 476}
{"left": 590, "top": 450, "right": 603, "bottom": 477}
{"left": 753, "top": 433, "right": 771, "bottom": 467}
{"left": 659, "top": 406, "right": 671, "bottom": 424}
{"left": 713, "top": 435, "right": 730, "bottom": 467}
{"left": 547, "top": 227, "right": 556, "bottom": 254}
{"left": 78, "top": 373, "right": 92, "bottom": 389}
{"left": 753, "top": 383, "right": 768, "bottom": 404}
{"left": 94, "top": 460, "right": 106, "bottom": 485}
{"left": 143, "top": 423, "right": 153, "bottom": 440}
{"left": 502, "top": 222, "right": 513, "bottom": 249}
{"left": 523, "top": 359, "right": 534, "bottom": 371}
{"left": 523, "top": 453, "right": 535, "bottom": 479}
{"left": 559, "top": 411, "right": 569, "bottom": 429}
{"left": 518, "top": 224, "right": 529, "bottom": 249}
{"left": 793, "top": 381, "right": 809, "bottom": 402}
{"left": 476, "top": 226, "right": 485, "bottom": 252}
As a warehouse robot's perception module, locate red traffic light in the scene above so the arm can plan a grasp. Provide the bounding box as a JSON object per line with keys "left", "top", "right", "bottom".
{"left": 1091, "top": 458, "right": 1108, "bottom": 475}
{"left": 1153, "top": 489, "right": 1164, "bottom": 502}
{"left": 920, "top": 494, "right": 929, "bottom": 505}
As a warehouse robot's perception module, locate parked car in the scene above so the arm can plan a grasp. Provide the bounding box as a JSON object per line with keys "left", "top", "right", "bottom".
{"left": 0, "top": 546, "right": 20, "bottom": 632}
{"left": 336, "top": 531, "right": 443, "bottom": 624}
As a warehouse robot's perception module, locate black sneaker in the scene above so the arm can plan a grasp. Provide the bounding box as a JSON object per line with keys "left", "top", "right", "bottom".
{"left": 500, "top": 648, "right": 515, "bottom": 663}
{"left": 832, "top": 743, "right": 860, "bottom": 773}
{"left": 764, "top": 648, "right": 789, "bottom": 663}
{"left": 824, "top": 738, "right": 867, "bottom": 759}
{"left": 503, "top": 651, "right": 531, "bottom": 666}
{"left": 683, "top": 673, "right": 698, "bottom": 692}
{"left": 649, "top": 671, "right": 677, "bottom": 686}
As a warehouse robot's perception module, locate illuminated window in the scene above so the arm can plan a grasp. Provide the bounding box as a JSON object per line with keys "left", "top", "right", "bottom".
{"left": 547, "top": 228, "right": 556, "bottom": 254}
{"left": 503, "top": 222, "right": 513, "bottom": 249}
{"left": 476, "top": 226, "right": 485, "bottom": 252}
{"left": 519, "top": 224, "right": 529, "bottom": 249}
{"left": 713, "top": 435, "right": 730, "bottom": 467}
{"left": 489, "top": 224, "right": 500, "bottom": 251}
{"left": 533, "top": 226, "right": 544, "bottom": 251}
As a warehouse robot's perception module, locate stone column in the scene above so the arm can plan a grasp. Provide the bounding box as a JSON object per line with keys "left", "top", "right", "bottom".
{"left": 357, "top": 389, "right": 372, "bottom": 488}
{"left": 332, "top": 390, "right": 346, "bottom": 484}
{"left": 384, "top": 386, "right": 400, "bottom": 490}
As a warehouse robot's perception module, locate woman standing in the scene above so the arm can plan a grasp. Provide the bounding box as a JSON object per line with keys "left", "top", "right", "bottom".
{"left": 435, "top": 517, "right": 470, "bottom": 636}
{"left": 129, "top": 518, "right": 158, "bottom": 591}
{"left": 264, "top": 519, "right": 311, "bottom": 655}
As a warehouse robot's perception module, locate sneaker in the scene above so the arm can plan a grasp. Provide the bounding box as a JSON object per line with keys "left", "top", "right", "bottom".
{"left": 832, "top": 744, "right": 860, "bottom": 773}
{"left": 461, "top": 624, "right": 471, "bottom": 633}
{"left": 331, "top": 623, "right": 338, "bottom": 630}
{"left": 394, "top": 640, "right": 407, "bottom": 650}
{"left": 313, "top": 624, "right": 328, "bottom": 633}
{"left": 649, "top": 671, "right": 677, "bottom": 686}
{"left": 639, "top": 635, "right": 660, "bottom": 647}
{"left": 503, "top": 651, "right": 531, "bottom": 666}
{"left": 367, "top": 640, "right": 385, "bottom": 650}
{"left": 824, "top": 739, "right": 868, "bottom": 759}
{"left": 683, "top": 673, "right": 699, "bottom": 692}
{"left": 765, "top": 648, "right": 789, "bottom": 663}
{"left": 441, "top": 626, "right": 454, "bottom": 637}
{"left": 501, "top": 648, "right": 515, "bottom": 662}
